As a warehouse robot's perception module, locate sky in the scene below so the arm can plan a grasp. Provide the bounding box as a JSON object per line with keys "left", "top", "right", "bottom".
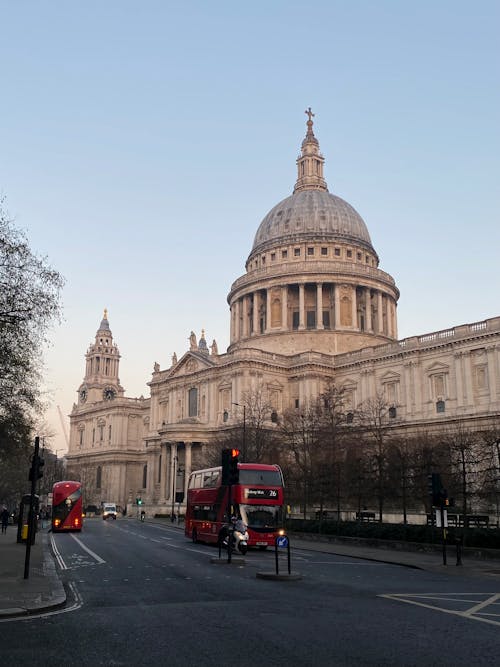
{"left": 1, "top": 1, "right": 499, "bottom": 456}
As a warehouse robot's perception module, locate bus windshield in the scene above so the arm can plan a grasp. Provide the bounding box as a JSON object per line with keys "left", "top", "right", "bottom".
{"left": 240, "top": 504, "right": 283, "bottom": 531}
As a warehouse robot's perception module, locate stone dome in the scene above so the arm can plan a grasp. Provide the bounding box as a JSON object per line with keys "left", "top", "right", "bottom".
{"left": 252, "top": 189, "right": 374, "bottom": 255}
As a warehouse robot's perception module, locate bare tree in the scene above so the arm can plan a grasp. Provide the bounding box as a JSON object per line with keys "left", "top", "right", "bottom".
{"left": 279, "top": 402, "right": 324, "bottom": 518}
{"left": 356, "top": 393, "right": 392, "bottom": 522}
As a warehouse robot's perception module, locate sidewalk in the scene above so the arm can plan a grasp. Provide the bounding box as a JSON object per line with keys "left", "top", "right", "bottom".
{"left": 1, "top": 520, "right": 499, "bottom": 620}
{"left": 288, "top": 532, "right": 500, "bottom": 579}
{"left": 0, "top": 525, "right": 66, "bottom": 619}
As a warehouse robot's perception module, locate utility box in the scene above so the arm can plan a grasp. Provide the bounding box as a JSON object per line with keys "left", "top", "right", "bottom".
{"left": 17, "top": 494, "right": 39, "bottom": 544}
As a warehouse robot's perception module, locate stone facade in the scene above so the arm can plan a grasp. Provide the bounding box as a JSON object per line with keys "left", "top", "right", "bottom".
{"left": 66, "top": 114, "right": 500, "bottom": 514}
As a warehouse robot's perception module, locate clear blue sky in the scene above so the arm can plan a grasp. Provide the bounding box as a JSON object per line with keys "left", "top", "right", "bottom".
{"left": 1, "top": 1, "right": 499, "bottom": 454}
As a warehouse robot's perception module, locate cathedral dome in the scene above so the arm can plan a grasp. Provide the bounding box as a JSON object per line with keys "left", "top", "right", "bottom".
{"left": 249, "top": 108, "right": 376, "bottom": 261}
{"left": 252, "top": 189, "right": 374, "bottom": 255}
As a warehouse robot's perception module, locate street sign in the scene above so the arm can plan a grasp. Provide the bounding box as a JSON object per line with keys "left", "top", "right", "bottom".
{"left": 277, "top": 536, "right": 288, "bottom": 548}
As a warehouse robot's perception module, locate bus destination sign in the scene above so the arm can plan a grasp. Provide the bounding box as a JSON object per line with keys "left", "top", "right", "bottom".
{"left": 246, "top": 488, "right": 278, "bottom": 499}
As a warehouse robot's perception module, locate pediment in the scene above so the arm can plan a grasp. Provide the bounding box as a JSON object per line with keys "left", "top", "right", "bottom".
{"left": 168, "top": 351, "right": 215, "bottom": 378}
{"left": 380, "top": 370, "right": 401, "bottom": 382}
{"left": 426, "top": 361, "right": 449, "bottom": 374}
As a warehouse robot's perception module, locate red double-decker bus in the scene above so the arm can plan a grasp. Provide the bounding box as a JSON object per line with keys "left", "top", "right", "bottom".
{"left": 52, "top": 481, "right": 83, "bottom": 532}
{"left": 185, "top": 462, "right": 284, "bottom": 549}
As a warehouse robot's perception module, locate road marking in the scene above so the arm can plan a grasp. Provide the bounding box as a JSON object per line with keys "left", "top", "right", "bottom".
{"left": 381, "top": 592, "right": 500, "bottom": 627}
{"left": 69, "top": 533, "right": 106, "bottom": 564}
{"left": 50, "top": 533, "right": 67, "bottom": 570}
{"left": 0, "top": 581, "right": 83, "bottom": 623}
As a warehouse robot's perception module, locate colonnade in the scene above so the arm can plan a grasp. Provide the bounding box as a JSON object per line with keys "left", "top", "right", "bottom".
{"left": 230, "top": 282, "right": 397, "bottom": 343}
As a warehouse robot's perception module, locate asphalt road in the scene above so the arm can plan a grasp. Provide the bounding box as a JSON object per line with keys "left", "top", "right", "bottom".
{"left": 2, "top": 518, "right": 499, "bottom": 666}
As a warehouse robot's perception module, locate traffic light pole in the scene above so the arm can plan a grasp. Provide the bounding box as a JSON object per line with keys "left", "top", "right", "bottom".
{"left": 24, "top": 437, "right": 40, "bottom": 579}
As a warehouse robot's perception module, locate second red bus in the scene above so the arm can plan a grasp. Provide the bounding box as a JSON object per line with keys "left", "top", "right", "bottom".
{"left": 52, "top": 480, "right": 83, "bottom": 532}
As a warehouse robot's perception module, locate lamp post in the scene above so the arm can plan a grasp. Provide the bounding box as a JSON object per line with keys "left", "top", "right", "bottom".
{"left": 232, "top": 402, "right": 246, "bottom": 461}
{"left": 171, "top": 455, "right": 177, "bottom": 521}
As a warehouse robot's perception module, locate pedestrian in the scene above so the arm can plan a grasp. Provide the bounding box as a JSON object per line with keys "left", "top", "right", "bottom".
{"left": 1, "top": 506, "right": 9, "bottom": 534}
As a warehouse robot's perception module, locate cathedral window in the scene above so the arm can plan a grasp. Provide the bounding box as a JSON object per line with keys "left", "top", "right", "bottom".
{"left": 334, "top": 248, "right": 341, "bottom": 256}
{"left": 357, "top": 252, "right": 362, "bottom": 261}
{"left": 347, "top": 250, "right": 352, "bottom": 258}
{"left": 96, "top": 466, "right": 102, "bottom": 489}
{"left": 96, "top": 357, "right": 100, "bottom": 372}
{"left": 282, "top": 250, "right": 288, "bottom": 259}
{"left": 306, "top": 311, "right": 316, "bottom": 329}
{"left": 92, "top": 428, "right": 95, "bottom": 445}
{"left": 99, "top": 425, "right": 104, "bottom": 441}
{"left": 79, "top": 429, "right": 84, "bottom": 447}
{"left": 307, "top": 247, "right": 314, "bottom": 256}
{"left": 271, "top": 253, "right": 276, "bottom": 261}
{"left": 294, "top": 248, "right": 300, "bottom": 257}
{"left": 292, "top": 311, "right": 299, "bottom": 330}
{"left": 142, "top": 464, "right": 147, "bottom": 489}
{"left": 158, "top": 455, "right": 162, "bottom": 483}
{"left": 436, "top": 400, "right": 445, "bottom": 413}
{"left": 188, "top": 388, "right": 198, "bottom": 417}
{"left": 322, "top": 311, "right": 330, "bottom": 329}
{"left": 108, "top": 425, "right": 112, "bottom": 441}
{"left": 321, "top": 247, "right": 328, "bottom": 255}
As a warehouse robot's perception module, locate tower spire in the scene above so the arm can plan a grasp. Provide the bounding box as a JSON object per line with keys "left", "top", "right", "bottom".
{"left": 293, "top": 108, "right": 328, "bottom": 194}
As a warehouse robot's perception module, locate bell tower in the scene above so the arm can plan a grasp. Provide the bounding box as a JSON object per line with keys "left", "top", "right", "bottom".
{"left": 77, "top": 309, "right": 124, "bottom": 405}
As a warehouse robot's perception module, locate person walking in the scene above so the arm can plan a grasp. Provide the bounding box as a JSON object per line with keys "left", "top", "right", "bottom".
{"left": 1, "top": 506, "right": 9, "bottom": 534}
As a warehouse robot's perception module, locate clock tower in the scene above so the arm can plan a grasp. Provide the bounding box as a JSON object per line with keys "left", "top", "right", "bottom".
{"left": 77, "top": 309, "right": 124, "bottom": 405}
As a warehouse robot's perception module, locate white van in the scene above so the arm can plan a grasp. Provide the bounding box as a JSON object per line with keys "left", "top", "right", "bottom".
{"left": 102, "top": 503, "right": 117, "bottom": 520}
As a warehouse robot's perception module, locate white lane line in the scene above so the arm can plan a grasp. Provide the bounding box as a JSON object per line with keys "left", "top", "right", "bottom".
{"left": 69, "top": 533, "right": 106, "bottom": 564}
{"left": 50, "top": 533, "right": 67, "bottom": 570}
{"left": 464, "top": 593, "right": 500, "bottom": 617}
{"left": 380, "top": 593, "right": 500, "bottom": 628}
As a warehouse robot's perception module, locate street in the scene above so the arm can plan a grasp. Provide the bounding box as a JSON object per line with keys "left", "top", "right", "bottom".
{"left": 1, "top": 517, "right": 499, "bottom": 666}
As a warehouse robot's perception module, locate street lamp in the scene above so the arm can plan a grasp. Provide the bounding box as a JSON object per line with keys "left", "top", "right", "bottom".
{"left": 171, "top": 455, "right": 177, "bottom": 520}
{"left": 232, "top": 402, "right": 246, "bottom": 461}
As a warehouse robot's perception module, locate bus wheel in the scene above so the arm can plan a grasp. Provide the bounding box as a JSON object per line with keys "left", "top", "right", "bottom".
{"left": 192, "top": 529, "right": 198, "bottom": 543}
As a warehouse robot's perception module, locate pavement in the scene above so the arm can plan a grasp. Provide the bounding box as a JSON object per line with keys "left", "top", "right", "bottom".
{"left": 1, "top": 519, "right": 500, "bottom": 620}
{"left": 0, "top": 523, "right": 66, "bottom": 619}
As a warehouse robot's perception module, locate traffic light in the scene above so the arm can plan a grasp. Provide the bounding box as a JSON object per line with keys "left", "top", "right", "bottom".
{"left": 28, "top": 455, "right": 45, "bottom": 482}
{"left": 136, "top": 497, "right": 142, "bottom": 506}
{"left": 221, "top": 448, "right": 240, "bottom": 485}
{"left": 428, "top": 472, "right": 446, "bottom": 507}
{"left": 229, "top": 448, "right": 240, "bottom": 485}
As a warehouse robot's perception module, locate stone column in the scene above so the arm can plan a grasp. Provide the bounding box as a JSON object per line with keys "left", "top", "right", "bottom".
{"left": 266, "top": 289, "right": 271, "bottom": 333}
{"left": 161, "top": 443, "right": 169, "bottom": 502}
{"left": 184, "top": 442, "right": 192, "bottom": 497}
{"left": 454, "top": 352, "right": 465, "bottom": 409}
{"left": 377, "top": 292, "right": 384, "bottom": 333}
{"left": 316, "top": 283, "right": 324, "bottom": 329}
{"left": 168, "top": 443, "right": 178, "bottom": 501}
{"left": 252, "top": 292, "right": 259, "bottom": 335}
{"left": 281, "top": 285, "right": 288, "bottom": 331}
{"left": 351, "top": 286, "right": 357, "bottom": 329}
{"left": 242, "top": 295, "right": 249, "bottom": 338}
{"left": 298, "top": 284, "right": 305, "bottom": 330}
{"left": 334, "top": 283, "right": 340, "bottom": 329}
{"left": 365, "top": 288, "right": 372, "bottom": 332}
